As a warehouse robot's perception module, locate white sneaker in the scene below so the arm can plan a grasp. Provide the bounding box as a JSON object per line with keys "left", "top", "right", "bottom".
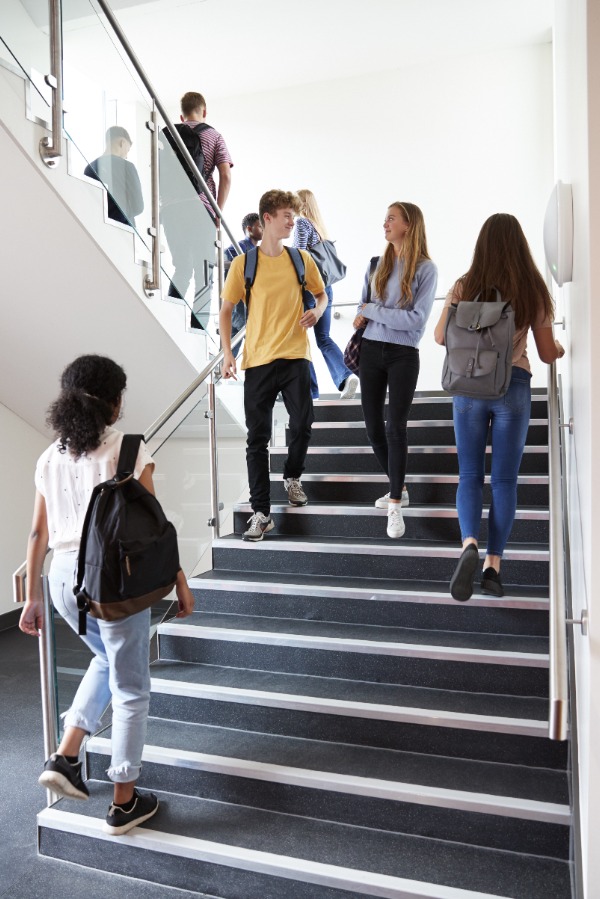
{"left": 375, "top": 489, "right": 409, "bottom": 509}
{"left": 387, "top": 505, "right": 406, "bottom": 539}
{"left": 340, "top": 375, "right": 359, "bottom": 400}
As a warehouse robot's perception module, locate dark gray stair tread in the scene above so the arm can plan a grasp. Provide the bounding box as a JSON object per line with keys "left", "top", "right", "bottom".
{"left": 96, "top": 718, "right": 567, "bottom": 804}
{"left": 192, "top": 569, "right": 550, "bottom": 602}
{"left": 165, "top": 610, "right": 549, "bottom": 655}
{"left": 150, "top": 660, "right": 547, "bottom": 720}
{"left": 49, "top": 785, "right": 570, "bottom": 898}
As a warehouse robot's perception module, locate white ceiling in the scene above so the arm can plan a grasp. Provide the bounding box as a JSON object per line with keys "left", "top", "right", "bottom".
{"left": 24, "top": 0, "right": 553, "bottom": 109}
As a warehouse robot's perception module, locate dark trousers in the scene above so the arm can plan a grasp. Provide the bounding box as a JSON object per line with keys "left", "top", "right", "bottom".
{"left": 244, "top": 359, "right": 314, "bottom": 515}
{"left": 359, "top": 339, "right": 420, "bottom": 500}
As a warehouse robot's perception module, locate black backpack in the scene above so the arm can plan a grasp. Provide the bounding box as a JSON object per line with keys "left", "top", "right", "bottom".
{"left": 74, "top": 435, "right": 180, "bottom": 635}
{"left": 243, "top": 246, "right": 316, "bottom": 311}
{"left": 160, "top": 122, "right": 212, "bottom": 196}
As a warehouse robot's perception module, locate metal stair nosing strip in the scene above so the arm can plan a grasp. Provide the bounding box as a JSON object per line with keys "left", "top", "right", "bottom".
{"left": 307, "top": 419, "right": 548, "bottom": 430}
{"left": 272, "top": 474, "right": 548, "bottom": 484}
{"left": 36, "top": 807, "right": 538, "bottom": 899}
{"left": 189, "top": 576, "right": 549, "bottom": 611}
{"left": 157, "top": 622, "right": 549, "bottom": 668}
{"left": 270, "top": 445, "right": 548, "bottom": 456}
{"left": 85, "top": 736, "right": 570, "bottom": 824}
{"left": 213, "top": 537, "right": 549, "bottom": 563}
{"left": 148, "top": 677, "right": 548, "bottom": 737}
{"left": 234, "top": 503, "right": 549, "bottom": 521}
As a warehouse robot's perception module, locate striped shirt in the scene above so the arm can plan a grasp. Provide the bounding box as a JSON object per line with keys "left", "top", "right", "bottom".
{"left": 292, "top": 217, "right": 320, "bottom": 250}
{"left": 182, "top": 120, "right": 233, "bottom": 216}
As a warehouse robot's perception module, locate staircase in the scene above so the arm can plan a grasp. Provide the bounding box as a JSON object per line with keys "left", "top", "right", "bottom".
{"left": 38, "top": 391, "right": 573, "bottom": 899}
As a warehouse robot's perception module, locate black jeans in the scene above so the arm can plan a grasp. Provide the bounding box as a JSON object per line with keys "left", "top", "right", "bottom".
{"left": 244, "top": 359, "right": 314, "bottom": 515}
{"left": 359, "top": 339, "right": 420, "bottom": 500}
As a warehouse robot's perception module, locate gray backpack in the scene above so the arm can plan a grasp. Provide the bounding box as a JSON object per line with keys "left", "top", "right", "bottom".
{"left": 441, "top": 291, "right": 515, "bottom": 399}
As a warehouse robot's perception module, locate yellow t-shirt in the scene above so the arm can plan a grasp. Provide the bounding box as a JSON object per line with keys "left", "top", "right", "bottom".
{"left": 221, "top": 248, "right": 325, "bottom": 370}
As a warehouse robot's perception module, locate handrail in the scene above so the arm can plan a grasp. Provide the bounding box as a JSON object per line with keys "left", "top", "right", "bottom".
{"left": 547, "top": 360, "right": 569, "bottom": 740}
{"left": 39, "top": 0, "right": 63, "bottom": 166}
{"left": 94, "top": 0, "right": 241, "bottom": 257}
{"left": 144, "top": 326, "right": 245, "bottom": 443}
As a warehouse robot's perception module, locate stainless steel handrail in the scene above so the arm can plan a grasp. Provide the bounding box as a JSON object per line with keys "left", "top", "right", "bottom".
{"left": 13, "top": 561, "right": 59, "bottom": 805}
{"left": 547, "top": 361, "right": 569, "bottom": 740}
{"left": 39, "top": 0, "right": 63, "bottom": 166}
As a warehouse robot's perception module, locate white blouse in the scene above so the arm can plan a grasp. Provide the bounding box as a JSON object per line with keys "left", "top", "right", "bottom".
{"left": 35, "top": 427, "right": 154, "bottom": 553}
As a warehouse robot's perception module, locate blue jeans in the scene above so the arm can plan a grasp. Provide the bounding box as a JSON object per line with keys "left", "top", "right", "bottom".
{"left": 49, "top": 551, "right": 151, "bottom": 783}
{"left": 452, "top": 368, "right": 532, "bottom": 557}
{"left": 231, "top": 300, "right": 246, "bottom": 359}
{"left": 310, "top": 286, "right": 354, "bottom": 398}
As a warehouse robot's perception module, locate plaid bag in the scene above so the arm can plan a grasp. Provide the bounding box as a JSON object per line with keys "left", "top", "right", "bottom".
{"left": 343, "top": 256, "right": 379, "bottom": 375}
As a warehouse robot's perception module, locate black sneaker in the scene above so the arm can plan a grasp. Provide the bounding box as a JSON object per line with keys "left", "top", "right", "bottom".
{"left": 38, "top": 753, "right": 89, "bottom": 800}
{"left": 481, "top": 567, "right": 504, "bottom": 597}
{"left": 449, "top": 544, "right": 479, "bottom": 602}
{"left": 103, "top": 789, "right": 159, "bottom": 836}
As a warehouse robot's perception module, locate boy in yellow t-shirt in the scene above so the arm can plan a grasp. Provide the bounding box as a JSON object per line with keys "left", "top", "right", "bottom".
{"left": 220, "top": 189, "right": 327, "bottom": 542}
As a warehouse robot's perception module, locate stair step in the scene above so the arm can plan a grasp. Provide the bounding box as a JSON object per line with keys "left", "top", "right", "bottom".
{"left": 86, "top": 722, "right": 569, "bottom": 855}
{"left": 312, "top": 394, "right": 549, "bottom": 423}
{"left": 234, "top": 502, "right": 549, "bottom": 542}
{"left": 212, "top": 536, "right": 549, "bottom": 588}
{"left": 147, "top": 661, "right": 567, "bottom": 767}
{"left": 191, "top": 572, "right": 550, "bottom": 635}
{"left": 270, "top": 444, "right": 549, "bottom": 475}
{"left": 274, "top": 473, "right": 549, "bottom": 506}
{"left": 38, "top": 789, "right": 571, "bottom": 899}
{"left": 158, "top": 612, "right": 548, "bottom": 696}
{"left": 300, "top": 420, "right": 548, "bottom": 447}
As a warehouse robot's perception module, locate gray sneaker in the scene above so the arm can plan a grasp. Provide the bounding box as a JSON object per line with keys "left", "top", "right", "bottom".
{"left": 243, "top": 512, "right": 274, "bottom": 542}
{"left": 375, "top": 488, "right": 409, "bottom": 509}
{"left": 284, "top": 478, "right": 307, "bottom": 506}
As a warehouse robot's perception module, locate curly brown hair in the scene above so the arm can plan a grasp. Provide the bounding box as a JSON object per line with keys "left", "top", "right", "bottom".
{"left": 47, "top": 355, "right": 127, "bottom": 458}
{"left": 258, "top": 190, "right": 300, "bottom": 226}
{"left": 457, "top": 213, "right": 553, "bottom": 330}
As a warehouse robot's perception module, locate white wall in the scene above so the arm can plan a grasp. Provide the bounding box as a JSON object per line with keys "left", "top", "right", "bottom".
{"left": 214, "top": 42, "right": 554, "bottom": 391}
{"left": 553, "top": 0, "right": 600, "bottom": 895}
{"left": 0, "top": 404, "right": 48, "bottom": 618}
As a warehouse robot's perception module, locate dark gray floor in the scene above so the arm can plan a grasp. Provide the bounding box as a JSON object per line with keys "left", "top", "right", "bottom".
{"left": 0, "top": 626, "right": 209, "bottom": 899}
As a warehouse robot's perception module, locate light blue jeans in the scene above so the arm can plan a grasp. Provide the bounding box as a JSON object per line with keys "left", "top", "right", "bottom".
{"left": 49, "top": 551, "right": 151, "bottom": 783}
{"left": 452, "top": 367, "right": 532, "bottom": 557}
{"left": 309, "top": 286, "right": 354, "bottom": 398}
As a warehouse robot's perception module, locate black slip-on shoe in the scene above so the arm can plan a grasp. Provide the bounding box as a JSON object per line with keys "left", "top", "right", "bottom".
{"left": 481, "top": 567, "right": 504, "bottom": 597}
{"left": 103, "top": 789, "right": 159, "bottom": 836}
{"left": 38, "top": 753, "right": 89, "bottom": 800}
{"left": 450, "top": 544, "right": 479, "bottom": 602}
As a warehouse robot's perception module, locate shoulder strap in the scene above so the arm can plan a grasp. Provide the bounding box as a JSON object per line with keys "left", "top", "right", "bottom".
{"left": 190, "top": 122, "right": 213, "bottom": 134}
{"left": 244, "top": 247, "right": 259, "bottom": 306}
{"left": 366, "top": 256, "right": 379, "bottom": 304}
{"left": 117, "top": 434, "right": 143, "bottom": 478}
{"left": 285, "top": 247, "right": 307, "bottom": 287}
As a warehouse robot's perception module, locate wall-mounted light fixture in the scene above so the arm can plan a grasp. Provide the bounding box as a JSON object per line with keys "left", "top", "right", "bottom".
{"left": 543, "top": 181, "right": 573, "bottom": 287}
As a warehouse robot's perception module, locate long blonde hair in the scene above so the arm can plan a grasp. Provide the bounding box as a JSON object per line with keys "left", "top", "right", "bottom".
{"left": 374, "top": 202, "right": 430, "bottom": 306}
{"left": 296, "top": 189, "right": 329, "bottom": 240}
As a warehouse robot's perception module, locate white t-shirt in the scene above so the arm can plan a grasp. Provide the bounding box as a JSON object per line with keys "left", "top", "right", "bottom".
{"left": 35, "top": 427, "right": 154, "bottom": 554}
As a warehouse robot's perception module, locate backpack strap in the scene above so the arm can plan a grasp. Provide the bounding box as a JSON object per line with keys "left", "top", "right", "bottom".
{"left": 285, "top": 247, "right": 307, "bottom": 289}
{"left": 365, "top": 256, "right": 379, "bottom": 303}
{"left": 117, "top": 434, "right": 143, "bottom": 478}
{"left": 244, "top": 247, "right": 259, "bottom": 307}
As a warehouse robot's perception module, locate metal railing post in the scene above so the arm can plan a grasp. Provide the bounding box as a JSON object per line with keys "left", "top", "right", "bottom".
{"left": 39, "top": 0, "right": 63, "bottom": 167}
{"left": 547, "top": 361, "right": 569, "bottom": 740}
{"left": 144, "top": 101, "right": 161, "bottom": 295}
{"left": 206, "top": 373, "right": 221, "bottom": 539}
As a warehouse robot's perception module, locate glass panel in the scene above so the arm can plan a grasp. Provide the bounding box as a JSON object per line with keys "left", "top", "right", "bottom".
{"left": 0, "top": 1, "right": 52, "bottom": 122}
{"left": 214, "top": 379, "right": 249, "bottom": 539}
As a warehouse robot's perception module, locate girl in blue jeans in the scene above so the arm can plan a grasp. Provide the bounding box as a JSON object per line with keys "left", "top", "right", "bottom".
{"left": 434, "top": 214, "right": 565, "bottom": 601}
{"left": 293, "top": 189, "right": 358, "bottom": 400}
{"left": 19, "top": 355, "right": 194, "bottom": 834}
